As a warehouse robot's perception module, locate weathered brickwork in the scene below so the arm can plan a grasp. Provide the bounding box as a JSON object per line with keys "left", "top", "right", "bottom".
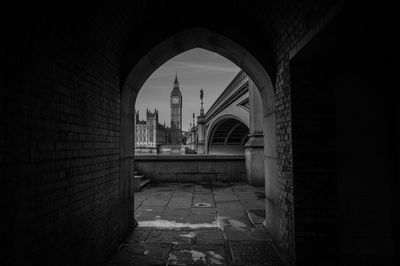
{"left": 259, "top": 1, "right": 347, "bottom": 264}
{"left": 4, "top": 4, "right": 134, "bottom": 265}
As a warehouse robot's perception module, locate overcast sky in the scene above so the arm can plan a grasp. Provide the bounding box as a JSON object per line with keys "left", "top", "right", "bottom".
{"left": 135, "top": 48, "right": 241, "bottom": 131}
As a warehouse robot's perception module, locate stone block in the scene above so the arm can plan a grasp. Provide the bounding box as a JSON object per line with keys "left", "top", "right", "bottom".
{"left": 196, "top": 229, "right": 225, "bottom": 245}
{"left": 229, "top": 242, "right": 283, "bottom": 265}
{"left": 146, "top": 230, "right": 195, "bottom": 245}
{"left": 167, "top": 244, "right": 226, "bottom": 266}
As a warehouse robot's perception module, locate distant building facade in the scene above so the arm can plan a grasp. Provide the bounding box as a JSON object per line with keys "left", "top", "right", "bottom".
{"left": 135, "top": 109, "right": 168, "bottom": 153}
{"left": 135, "top": 74, "right": 183, "bottom": 154}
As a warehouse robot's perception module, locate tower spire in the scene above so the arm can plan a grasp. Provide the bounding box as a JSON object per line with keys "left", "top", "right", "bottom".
{"left": 174, "top": 72, "right": 179, "bottom": 87}
{"left": 200, "top": 88, "right": 204, "bottom": 116}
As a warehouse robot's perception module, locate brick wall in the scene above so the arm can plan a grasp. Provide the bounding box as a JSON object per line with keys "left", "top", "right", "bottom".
{"left": 3, "top": 3, "right": 134, "bottom": 265}
{"left": 257, "top": 1, "right": 347, "bottom": 264}
{"left": 271, "top": 1, "right": 395, "bottom": 264}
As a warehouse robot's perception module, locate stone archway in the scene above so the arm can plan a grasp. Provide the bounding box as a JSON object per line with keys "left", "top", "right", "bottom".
{"left": 120, "top": 27, "right": 278, "bottom": 247}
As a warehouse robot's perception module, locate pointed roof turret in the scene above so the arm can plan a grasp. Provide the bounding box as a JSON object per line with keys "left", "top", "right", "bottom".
{"left": 174, "top": 72, "right": 179, "bottom": 87}
{"left": 171, "top": 72, "right": 182, "bottom": 97}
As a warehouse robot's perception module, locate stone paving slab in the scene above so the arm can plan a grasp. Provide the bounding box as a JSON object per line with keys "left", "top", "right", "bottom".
{"left": 168, "top": 244, "right": 227, "bottom": 266}
{"left": 216, "top": 203, "right": 245, "bottom": 210}
{"left": 229, "top": 242, "right": 284, "bottom": 265}
{"left": 189, "top": 214, "right": 217, "bottom": 224}
{"left": 223, "top": 226, "right": 271, "bottom": 242}
{"left": 190, "top": 208, "right": 217, "bottom": 216}
{"left": 125, "top": 228, "right": 152, "bottom": 244}
{"left": 167, "top": 201, "right": 193, "bottom": 209}
{"left": 107, "top": 181, "right": 285, "bottom": 266}
{"left": 217, "top": 209, "right": 248, "bottom": 217}
{"left": 141, "top": 199, "right": 169, "bottom": 207}
{"left": 246, "top": 209, "right": 265, "bottom": 225}
{"left": 196, "top": 229, "right": 225, "bottom": 245}
{"left": 163, "top": 208, "right": 191, "bottom": 217}
{"left": 214, "top": 196, "right": 239, "bottom": 203}
{"left": 235, "top": 195, "right": 261, "bottom": 201}
{"left": 146, "top": 229, "right": 195, "bottom": 245}
{"left": 218, "top": 215, "right": 253, "bottom": 228}
{"left": 192, "top": 197, "right": 215, "bottom": 207}
{"left": 240, "top": 200, "right": 265, "bottom": 208}
{"left": 112, "top": 243, "right": 172, "bottom": 266}
{"left": 136, "top": 206, "right": 166, "bottom": 213}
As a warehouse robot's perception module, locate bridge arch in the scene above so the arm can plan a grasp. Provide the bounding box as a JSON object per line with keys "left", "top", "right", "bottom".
{"left": 207, "top": 116, "right": 249, "bottom": 155}
{"left": 205, "top": 114, "right": 248, "bottom": 153}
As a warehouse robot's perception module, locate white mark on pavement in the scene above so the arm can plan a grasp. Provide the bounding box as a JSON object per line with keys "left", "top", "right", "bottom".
{"left": 185, "top": 250, "right": 206, "bottom": 263}
{"left": 180, "top": 231, "right": 197, "bottom": 238}
{"left": 207, "top": 251, "right": 224, "bottom": 264}
{"left": 138, "top": 218, "right": 220, "bottom": 229}
{"left": 167, "top": 253, "right": 177, "bottom": 265}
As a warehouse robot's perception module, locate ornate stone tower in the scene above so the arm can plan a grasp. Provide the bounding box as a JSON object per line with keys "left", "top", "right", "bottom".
{"left": 170, "top": 73, "right": 182, "bottom": 144}
{"left": 196, "top": 88, "right": 206, "bottom": 154}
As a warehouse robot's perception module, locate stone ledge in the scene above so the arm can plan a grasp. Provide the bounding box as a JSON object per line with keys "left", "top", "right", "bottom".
{"left": 135, "top": 154, "right": 245, "bottom": 161}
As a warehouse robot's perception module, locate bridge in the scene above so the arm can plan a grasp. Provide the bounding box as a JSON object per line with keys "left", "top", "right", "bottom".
{"left": 187, "top": 71, "right": 264, "bottom": 185}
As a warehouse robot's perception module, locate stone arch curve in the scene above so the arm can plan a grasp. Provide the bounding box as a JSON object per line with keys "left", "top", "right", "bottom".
{"left": 205, "top": 114, "right": 248, "bottom": 154}
{"left": 120, "top": 27, "right": 277, "bottom": 231}
{"left": 206, "top": 116, "right": 249, "bottom": 155}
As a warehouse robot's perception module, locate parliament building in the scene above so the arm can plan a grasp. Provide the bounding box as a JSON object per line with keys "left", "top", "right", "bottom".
{"left": 135, "top": 74, "right": 183, "bottom": 153}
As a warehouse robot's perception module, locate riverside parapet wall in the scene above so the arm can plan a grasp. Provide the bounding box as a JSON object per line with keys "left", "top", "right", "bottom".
{"left": 134, "top": 155, "right": 245, "bottom": 182}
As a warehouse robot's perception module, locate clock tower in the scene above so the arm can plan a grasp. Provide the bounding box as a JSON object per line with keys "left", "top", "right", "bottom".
{"left": 170, "top": 73, "right": 182, "bottom": 144}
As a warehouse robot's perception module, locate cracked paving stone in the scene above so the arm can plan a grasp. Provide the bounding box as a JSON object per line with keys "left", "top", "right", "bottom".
{"left": 167, "top": 244, "right": 226, "bottom": 266}
{"left": 216, "top": 203, "right": 245, "bottom": 211}
{"left": 214, "top": 197, "right": 239, "bottom": 203}
{"left": 192, "top": 197, "right": 215, "bottom": 207}
{"left": 223, "top": 226, "right": 271, "bottom": 242}
{"left": 108, "top": 182, "right": 285, "bottom": 265}
{"left": 191, "top": 208, "right": 217, "bottom": 216}
{"left": 240, "top": 200, "right": 265, "bottom": 207}
{"left": 109, "top": 243, "right": 172, "bottom": 266}
{"left": 162, "top": 209, "right": 191, "bottom": 223}
{"left": 146, "top": 230, "right": 195, "bottom": 245}
{"left": 125, "top": 228, "right": 152, "bottom": 244}
{"left": 247, "top": 209, "right": 265, "bottom": 225}
{"left": 141, "top": 199, "right": 169, "bottom": 207}
{"left": 229, "top": 242, "right": 284, "bottom": 265}
{"left": 218, "top": 215, "right": 252, "bottom": 228}
{"left": 217, "top": 209, "right": 247, "bottom": 217}
{"left": 189, "top": 214, "right": 216, "bottom": 224}
{"left": 196, "top": 229, "right": 225, "bottom": 245}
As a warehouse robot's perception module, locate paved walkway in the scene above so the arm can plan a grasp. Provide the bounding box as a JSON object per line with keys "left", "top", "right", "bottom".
{"left": 107, "top": 182, "right": 285, "bottom": 265}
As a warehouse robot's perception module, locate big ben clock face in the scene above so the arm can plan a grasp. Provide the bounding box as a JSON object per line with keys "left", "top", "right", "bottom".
{"left": 172, "top": 97, "right": 179, "bottom": 104}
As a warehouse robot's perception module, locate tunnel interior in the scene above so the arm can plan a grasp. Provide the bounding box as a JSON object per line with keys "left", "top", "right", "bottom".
{"left": 3, "top": 2, "right": 396, "bottom": 266}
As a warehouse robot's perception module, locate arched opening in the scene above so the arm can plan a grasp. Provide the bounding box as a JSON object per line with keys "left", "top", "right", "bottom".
{"left": 207, "top": 117, "right": 249, "bottom": 155}
{"left": 133, "top": 48, "right": 240, "bottom": 156}
{"left": 119, "top": 27, "right": 280, "bottom": 264}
